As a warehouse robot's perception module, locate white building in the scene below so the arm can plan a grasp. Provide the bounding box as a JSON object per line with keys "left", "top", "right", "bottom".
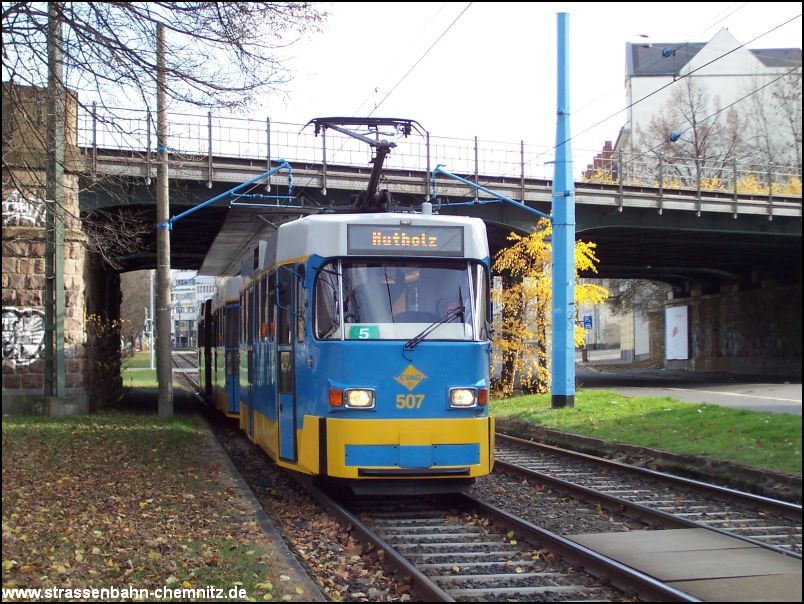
{"left": 170, "top": 270, "right": 216, "bottom": 348}
{"left": 617, "top": 29, "right": 801, "bottom": 176}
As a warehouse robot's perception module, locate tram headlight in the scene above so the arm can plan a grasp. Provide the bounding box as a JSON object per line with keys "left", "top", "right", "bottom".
{"left": 344, "top": 388, "right": 375, "bottom": 409}
{"left": 449, "top": 388, "right": 477, "bottom": 408}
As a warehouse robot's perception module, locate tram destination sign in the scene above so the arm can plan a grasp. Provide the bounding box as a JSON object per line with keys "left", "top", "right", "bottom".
{"left": 347, "top": 224, "right": 464, "bottom": 256}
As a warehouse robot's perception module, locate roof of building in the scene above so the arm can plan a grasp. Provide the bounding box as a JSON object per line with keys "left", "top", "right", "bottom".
{"left": 750, "top": 47, "right": 804, "bottom": 68}
{"left": 627, "top": 42, "right": 802, "bottom": 77}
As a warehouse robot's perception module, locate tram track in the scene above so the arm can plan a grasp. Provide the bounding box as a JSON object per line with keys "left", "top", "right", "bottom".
{"left": 299, "top": 479, "right": 697, "bottom": 602}
{"left": 176, "top": 356, "right": 694, "bottom": 601}
{"left": 171, "top": 350, "right": 200, "bottom": 388}
{"left": 495, "top": 433, "right": 802, "bottom": 558}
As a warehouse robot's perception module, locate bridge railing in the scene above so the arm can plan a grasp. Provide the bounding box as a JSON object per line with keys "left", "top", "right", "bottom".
{"left": 582, "top": 151, "right": 801, "bottom": 197}
{"left": 77, "top": 105, "right": 801, "bottom": 198}
{"left": 76, "top": 106, "right": 561, "bottom": 181}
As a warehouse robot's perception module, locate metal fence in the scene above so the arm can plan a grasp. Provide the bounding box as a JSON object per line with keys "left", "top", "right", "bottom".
{"left": 77, "top": 105, "right": 802, "bottom": 197}
{"left": 588, "top": 152, "right": 801, "bottom": 197}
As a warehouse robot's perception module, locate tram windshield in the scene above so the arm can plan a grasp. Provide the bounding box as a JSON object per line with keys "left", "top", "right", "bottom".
{"left": 315, "top": 260, "right": 488, "bottom": 341}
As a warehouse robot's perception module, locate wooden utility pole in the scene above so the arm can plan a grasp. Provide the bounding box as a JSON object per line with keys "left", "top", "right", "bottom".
{"left": 156, "top": 22, "right": 173, "bottom": 416}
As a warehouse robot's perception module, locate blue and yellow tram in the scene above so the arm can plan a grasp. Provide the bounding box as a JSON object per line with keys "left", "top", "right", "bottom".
{"left": 201, "top": 211, "right": 494, "bottom": 493}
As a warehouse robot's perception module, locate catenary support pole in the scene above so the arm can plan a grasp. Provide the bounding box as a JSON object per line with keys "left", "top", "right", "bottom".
{"left": 551, "top": 12, "right": 576, "bottom": 408}
{"left": 45, "top": 1, "right": 66, "bottom": 399}
{"left": 156, "top": 22, "right": 173, "bottom": 417}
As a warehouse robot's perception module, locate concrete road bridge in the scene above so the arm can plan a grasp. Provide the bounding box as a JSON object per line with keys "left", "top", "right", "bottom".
{"left": 76, "top": 108, "right": 801, "bottom": 289}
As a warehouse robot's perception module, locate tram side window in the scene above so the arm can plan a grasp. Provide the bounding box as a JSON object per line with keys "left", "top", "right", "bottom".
{"left": 315, "top": 262, "right": 341, "bottom": 339}
{"left": 259, "top": 276, "right": 268, "bottom": 342}
{"left": 240, "top": 293, "right": 245, "bottom": 343}
{"left": 472, "top": 263, "right": 490, "bottom": 332}
{"left": 225, "top": 306, "right": 238, "bottom": 347}
{"left": 247, "top": 288, "right": 255, "bottom": 345}
{"left": 267, "top": 275, "right": 276, "bottom": 341}
{"left": 296, "top": 265, "right": 306, "bottom": 343}
{"left": 276, "top": 268, "right": 292, "bottom": 345}
{"left": 254, "top": 280, "right": 261, "bottom": 342}
{"left": 212, "top": 309, "right": 217, "bottom": 346}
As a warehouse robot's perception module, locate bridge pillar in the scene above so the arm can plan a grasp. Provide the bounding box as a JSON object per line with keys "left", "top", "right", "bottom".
{"left": 667, "top": 281, "right": 802, "bottom": 377}
{"left": 1, "top": 83, "right": 118, "bottom": 414}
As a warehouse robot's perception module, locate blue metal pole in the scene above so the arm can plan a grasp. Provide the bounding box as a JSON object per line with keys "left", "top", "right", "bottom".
{"left": 158, "top": 160, "right": 292, "bottom": 229}
{"left": 431, "top": 164, "right": 551, "bottom": 220}
{"left": 551, "top": 12, "right": 576, "bottom": 408}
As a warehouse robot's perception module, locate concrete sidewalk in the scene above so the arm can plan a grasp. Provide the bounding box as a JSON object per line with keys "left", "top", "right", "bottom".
{"left": 575, "top": 347, "right": 626, "bottom": 365}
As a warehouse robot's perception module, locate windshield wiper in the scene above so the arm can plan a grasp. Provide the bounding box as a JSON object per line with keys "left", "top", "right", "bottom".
{"left": 403, "top": 305, "right": 465, "bottom": 352}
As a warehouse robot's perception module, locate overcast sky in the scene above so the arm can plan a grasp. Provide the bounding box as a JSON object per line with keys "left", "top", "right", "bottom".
{"left": 258, "top": 2, "right": 802, "bottom": 172}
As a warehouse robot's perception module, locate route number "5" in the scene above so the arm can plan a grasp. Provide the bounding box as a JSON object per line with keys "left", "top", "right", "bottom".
{"left": 396, "top": 394, "right": 424, "bottom": 409}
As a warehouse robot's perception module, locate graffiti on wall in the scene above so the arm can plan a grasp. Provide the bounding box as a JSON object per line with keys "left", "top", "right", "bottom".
{"left": 2, "top": 190, "right": 46, "bottom": 227}
{"left": 2, "top": 307, "right": 46, "bottom": 365}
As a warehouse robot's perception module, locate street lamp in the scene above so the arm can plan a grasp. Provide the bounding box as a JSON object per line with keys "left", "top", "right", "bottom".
{"left": 668, "top": 131, "right": 702, "bottom": 215}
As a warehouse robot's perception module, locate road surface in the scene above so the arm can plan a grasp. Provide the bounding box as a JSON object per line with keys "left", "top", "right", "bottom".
{"left": 575, "top": 350, "right": 802, "bottom": 416}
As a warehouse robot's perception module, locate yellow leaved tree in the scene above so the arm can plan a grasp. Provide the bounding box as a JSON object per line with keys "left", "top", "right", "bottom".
{"left": 492, "top": 218, "right": 608, "bottom": 396}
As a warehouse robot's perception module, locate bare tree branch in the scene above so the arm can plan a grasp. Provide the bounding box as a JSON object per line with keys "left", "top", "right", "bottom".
{"left": 2, "top": 2, "right": 326, "bottom": 269}
{"left": 3, "top": 2, "right": 326, "bottom": 110}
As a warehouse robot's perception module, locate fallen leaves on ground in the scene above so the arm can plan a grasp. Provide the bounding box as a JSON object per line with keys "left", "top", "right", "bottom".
{"left": 1, "top": 410, "right": 300, "bottom": 601}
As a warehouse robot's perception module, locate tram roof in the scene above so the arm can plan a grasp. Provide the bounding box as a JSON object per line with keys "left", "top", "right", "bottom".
{"left": 198, "top": 206, "right": 312, "bottom": 277}
{"left": 199, "top": 210, "right": 489, "bottom": 277}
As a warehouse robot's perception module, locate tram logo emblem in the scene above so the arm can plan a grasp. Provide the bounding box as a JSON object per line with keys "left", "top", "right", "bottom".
{"left": 395, "top": 364, "right": 427, "bottom": 391}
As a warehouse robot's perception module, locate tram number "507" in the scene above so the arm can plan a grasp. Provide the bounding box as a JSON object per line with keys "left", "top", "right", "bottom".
{"left": 395, "top": 394, "right": 425, "bottom": 409}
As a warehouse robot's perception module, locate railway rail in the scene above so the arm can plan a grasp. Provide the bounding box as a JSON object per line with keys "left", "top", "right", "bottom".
{"left": 495, "top": 434, "right": 802, "bottom": 558}
{"left": 171, "top": 350, "right": 201, "bottom": 390}
{"left": 300, "top": 480, "right": 696, "bottom": 602}
{"left": 174, "top": 352, "right": 692, "bottom": 601}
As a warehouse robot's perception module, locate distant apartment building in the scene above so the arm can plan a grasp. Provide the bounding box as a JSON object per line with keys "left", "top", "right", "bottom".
{"left": 170, "top": 270, "right": 215, "bottom": 348}
{"left": 586, "top": 30, "right": 802, "bottom": 179}
{"left": 618, "top": 28, "right": 801, "bottom": 168}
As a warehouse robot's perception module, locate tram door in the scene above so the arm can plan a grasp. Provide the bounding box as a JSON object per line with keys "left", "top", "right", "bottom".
{"left": 226, "top": 304, "right": 242, "bottom": 425}
{"left": 276, "top": 266, "right": 298, "bottom": 462}
{"left": 245, "top": 289, "right": 255, "bottom": 438}
{"left": 201, "top": 300, "right": 212, "bottom": 398}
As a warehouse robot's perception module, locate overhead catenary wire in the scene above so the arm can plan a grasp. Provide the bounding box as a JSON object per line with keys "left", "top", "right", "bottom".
{"left": 368, "top": 2, "right": 473, "bottom": 116}
{"left": 351, "top": 2, "right": 454, "bottom": 117}
{"left": 573, "top": 2, "right": 755, "bottom": 116}
{"left": 570, "top": 12, "right": 802, "bottom": 156}
{"left": 630, "top": 62, "right": 803, "bottom": 165}
{"left": 294, "top": 3, "right": 473, "bottom": 193}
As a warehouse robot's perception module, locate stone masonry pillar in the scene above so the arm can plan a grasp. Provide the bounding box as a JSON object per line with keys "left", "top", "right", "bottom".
{"left": 2, "top": 83, "right": 89, "bottom": 414}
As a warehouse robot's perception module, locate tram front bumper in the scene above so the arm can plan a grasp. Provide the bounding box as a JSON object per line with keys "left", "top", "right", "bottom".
{"left": 309, "top": 416, "right": 495, "bottom": 480}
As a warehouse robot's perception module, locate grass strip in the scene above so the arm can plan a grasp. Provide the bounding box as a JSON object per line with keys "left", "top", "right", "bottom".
{"left": 491, "top": 390, "right": 801, "bottom": 475}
